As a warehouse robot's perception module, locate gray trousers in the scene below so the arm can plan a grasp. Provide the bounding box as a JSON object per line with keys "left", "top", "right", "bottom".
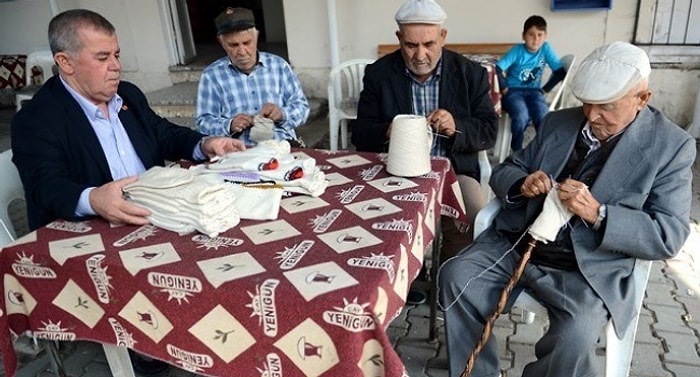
{"left": 438, "top": 227, "right": 609, "bottom": 377}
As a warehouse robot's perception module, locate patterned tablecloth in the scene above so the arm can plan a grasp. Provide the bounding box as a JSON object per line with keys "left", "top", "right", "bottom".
{"left": 1, "top": 149, "right": 466, "bottom": 377}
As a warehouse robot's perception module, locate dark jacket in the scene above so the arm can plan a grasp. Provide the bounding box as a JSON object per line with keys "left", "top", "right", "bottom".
{"left": 11, "top": 76, "right": 204, "bottom": 230}
{"left": 352, "top": 49, "right": 498, "bottom": 179}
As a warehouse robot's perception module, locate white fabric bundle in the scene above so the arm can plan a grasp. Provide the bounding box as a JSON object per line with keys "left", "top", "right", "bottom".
{"left": 200, "top": 140, "right": 291, "bottom": 172}
{"left": 196, "top": 140, "right": 328, "bottom": 197}
{"left": 124, "top": 166, "right": 240, "bottom": 237}
{"left": 528, "top": 187, "right": 573, "bottom": 243}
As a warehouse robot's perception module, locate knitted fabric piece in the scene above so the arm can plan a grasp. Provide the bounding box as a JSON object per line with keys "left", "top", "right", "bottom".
{"left": 250, "top": 115, "right": 275, "bottom": 143}
{"left": 528, "top": 187, "right": 573, "bottom": 243}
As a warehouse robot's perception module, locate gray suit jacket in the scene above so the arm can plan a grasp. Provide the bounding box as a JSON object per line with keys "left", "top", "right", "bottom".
{"left": 489, "top": 106, "right": 695, "bottom": 336}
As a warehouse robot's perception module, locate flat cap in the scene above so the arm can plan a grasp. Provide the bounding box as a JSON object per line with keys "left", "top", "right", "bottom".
{"left": 215, "top": 7, "right": 255, "bottom": 35}
{"left": 395, "top": 0, "right": 447, "bottom": 25}
{"left": 571, "top": 41, "right": 651, "bottom": 104}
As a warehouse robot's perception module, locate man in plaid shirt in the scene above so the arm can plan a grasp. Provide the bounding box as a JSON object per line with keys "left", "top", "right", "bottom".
{"left": 196, "top": 7, "right": 309, "bottom": 146}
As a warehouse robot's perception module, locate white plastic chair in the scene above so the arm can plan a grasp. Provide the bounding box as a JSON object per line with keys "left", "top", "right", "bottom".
{"left": 546, "top": 54, "right": 577, "bottom": 112}
{"left": 0, "top": 149, "right": 26, "bottom": 240}
{"left": 492, "top": 54, "right": 576, "bottom": 163}
{"left": 15, "top": 50, "right": 56, "bottom": 111}
{"left": 0, "top": 150, "right": 64, "bottom": 375}
{"left": 327, "top": 59, "right": 374, "bottom": 150}
{"left": 0, "top": 149, "right": 136, "bottom": 376}
{"left": 477, "top": 150, "right": 493, "bottom": 200}
{"left": 493, "top": 116, "right": 512, "bottom": 164}
{"left": 473, "top": 199, "right": 651, "bottom": 377}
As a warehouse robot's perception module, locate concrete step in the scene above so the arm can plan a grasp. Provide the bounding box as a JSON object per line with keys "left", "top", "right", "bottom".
{"left": 146, "top": 82, "right": 198, "bottom": 119}
{"left": 146, "top": 81, "right": 327, "bottom": 123}
{"left": 169, "top": 64, "right": 205, "bottom": 84}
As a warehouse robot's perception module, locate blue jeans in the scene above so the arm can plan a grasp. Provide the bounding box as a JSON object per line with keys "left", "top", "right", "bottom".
{"left": 502, "top": 89, "right": 549, "bottom": 150}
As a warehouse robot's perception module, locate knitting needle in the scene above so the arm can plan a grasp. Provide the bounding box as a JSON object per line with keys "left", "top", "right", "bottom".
{"left": 430, "top": 129, "right": 464, "bottom": 138}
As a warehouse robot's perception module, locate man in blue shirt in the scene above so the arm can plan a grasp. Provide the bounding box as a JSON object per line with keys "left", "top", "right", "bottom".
{"left": 196, "top": 7, "right": 310, "bottom": 146}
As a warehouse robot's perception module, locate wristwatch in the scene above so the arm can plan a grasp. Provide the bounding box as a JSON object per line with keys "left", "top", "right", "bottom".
{"left": 593, "top": 204, "right": 607, "bottom": 230}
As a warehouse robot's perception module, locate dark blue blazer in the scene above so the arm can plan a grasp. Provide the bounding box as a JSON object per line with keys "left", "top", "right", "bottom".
{"left": 11, "top": 76, "right": 204, "bottom": 230}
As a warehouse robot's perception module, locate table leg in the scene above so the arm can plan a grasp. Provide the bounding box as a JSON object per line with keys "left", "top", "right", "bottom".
{"left": 44, "top": 341, "right": 67, "bottom": 377}
{"left": 102, "top": 344, "right": 136, "bottom": 377}
{"left": 428, "top": 219, "right": 443, "bottom": 342}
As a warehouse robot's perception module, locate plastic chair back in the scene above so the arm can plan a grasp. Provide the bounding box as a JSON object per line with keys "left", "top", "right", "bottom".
{"left": 477, "top": 150, "right": 493, "bottom": 200}
{"left": 547, "top": 54, "right": 576, "bottom": 111}
{"left": 327, "top": 58, "right": 374, "bottom": 150}
{"left": 0, "top": 149, "right": 26, "bottom": 239}
{"left": 473, "top": 198, "right": 651, "bottom": 377}
{"left": 16, "top": 50, "right": 56, "bottom": 111}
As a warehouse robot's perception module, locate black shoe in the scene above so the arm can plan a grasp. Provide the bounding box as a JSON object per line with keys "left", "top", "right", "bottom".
{"left": 406, "top": 289, "right": 427, "bottom": 305}
{"left": 129, "top": 349, "right": 169, "bottom": 375}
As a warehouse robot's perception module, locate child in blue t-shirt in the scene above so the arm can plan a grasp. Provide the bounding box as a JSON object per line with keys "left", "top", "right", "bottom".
{"left": 496, "top": 15, "right": 565, "bottom": 151}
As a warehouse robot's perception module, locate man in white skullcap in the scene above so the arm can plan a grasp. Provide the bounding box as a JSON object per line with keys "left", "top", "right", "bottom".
{"left": 353, "top": 0, "right": 499, "bottom": 303}
{"left": 439, "top": 41, "right": 695, "bottom": 376}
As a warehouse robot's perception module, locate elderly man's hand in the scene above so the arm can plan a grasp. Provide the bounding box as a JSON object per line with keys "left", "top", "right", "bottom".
{"left": 230, "top": 114, "right": 254, "bottom": 134}
{"left": 557, "top": 178, "right": 600, "bottom": 223}
{"left": 260, "top": 103, "right": 284, "bottom": 123}
{"left": 201, "top": 136, "right": 246, "bottom": 160}
{"left": 520, "top": 170, "right": 554, "bottom": 198}
{"left": 427, "top": 109, "right": 457, "bottom": 137}
{"left": 90, "top": 177, "right": 151, "bottom": 225}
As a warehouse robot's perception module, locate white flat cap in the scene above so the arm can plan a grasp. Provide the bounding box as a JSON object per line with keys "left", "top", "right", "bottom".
{"left": 571, "top": 41, "right": 651, "bottom": 104}
{"left": 395, "top": 0, "right": 447, "bottom": 25}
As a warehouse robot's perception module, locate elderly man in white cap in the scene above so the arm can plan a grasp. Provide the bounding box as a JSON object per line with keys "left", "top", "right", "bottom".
{"left": 353, "top": 0, "right": 499, "bottom": 296}
{"left": 438, "top": 41, "right": 695, "bottom": 377}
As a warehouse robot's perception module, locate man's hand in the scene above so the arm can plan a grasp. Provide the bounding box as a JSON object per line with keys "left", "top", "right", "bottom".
{"left": 230, "top": 114, "right": 254, "bottom": 134}
{"left": 557, "top": 178, "right": 600, "bottom": 223}
{"left": 201, "top": 137, "right": 246, "bottom": 160}
{"left": 260, "top": 103, "right": 284, "bottom": 123}
{"left": 520, "top": 170, "right": 554, "bottom": 198}
{"left": 427, "top": 109, "right": 457, "bottom": 137}
{"left": 90, "top": 177, "right": 151, "bottom": 225}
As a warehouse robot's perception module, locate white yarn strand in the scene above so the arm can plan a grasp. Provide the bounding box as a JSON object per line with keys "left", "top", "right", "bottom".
{"left": 386, "top": 115, "right": 432, "bottom": 177}
{"left": 437, "top": 229, "right": 530, "bottom": 313}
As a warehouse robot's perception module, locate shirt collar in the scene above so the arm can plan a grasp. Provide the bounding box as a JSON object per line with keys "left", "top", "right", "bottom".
{"left": 581, "top": 122, "right": 601, "bottom": 151}
{"left": 60, "top": 76, "right": 123, "bottom": 121}
{"left": 228, "top": 51, "right": 266, "bottom": 73}
{"left": 582, "top": 121, "right": 626, "bottom": 150}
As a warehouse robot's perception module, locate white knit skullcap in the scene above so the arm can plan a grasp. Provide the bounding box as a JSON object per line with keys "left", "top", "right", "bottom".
{"left": 571, "top": 41, "right": 651, "bottom": 104}
{"left": 395, "top": 0, "right": 447, "bottom": 25}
